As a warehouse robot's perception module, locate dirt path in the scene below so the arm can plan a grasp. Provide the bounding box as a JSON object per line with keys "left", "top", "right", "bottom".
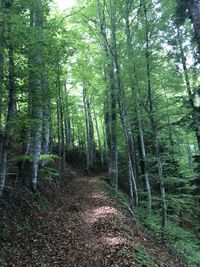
{"left": 4, "top": 173, "right": 185, "bottom": 267}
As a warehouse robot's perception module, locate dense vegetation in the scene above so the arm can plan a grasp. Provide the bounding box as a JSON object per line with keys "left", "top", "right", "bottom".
{"left": 0, "top": 0, "right": 200, "bottom": 265}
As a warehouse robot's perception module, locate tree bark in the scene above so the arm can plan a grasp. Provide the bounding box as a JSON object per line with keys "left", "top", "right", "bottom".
{"left": 110, "top": 0, "right": 138, "bottom": 202}
{"left": 0, "top": 45, "right": 16, "bottom": 195}
{"left": 24, "top": 0, "right": 44, "bottom": 191}
{"left": 83, "top": 81, "right": 95, "bottom": 172}
{"left": 124, "top": 0, "right": 151, "bottom": 210}
{"left": 56, "top": 65, "right": 65, "bottom": 171}
{"left": 0, "top": 52, "right": 4, "bottom": 159}
{"left": 41, "top": 98, "right": 51, "bottom": 167}
{"left": 64, "top": 86, "right": 72, "bottom": 151}
{"left": 0, "top": 53, "right": 3, "bottom": 127}
{"left": 83, "top": 80, "right": 90, "bottom": 173}
{"left": 0, "top": 1, "right": 16, "bottom": 195}
{"left": 177, "top": 27, "right": 200, "bottom": 150}
{"left": 94, "top": 109, "right": 104, "bottom": 164}
{"left": 143, "top": 0, "right": 167, "bottom": 227}
{"left": 186, "top": 0, "right": 200, "bottom": 51}
{"left": 97, "top": 0, "right": 118, "bottom": 188}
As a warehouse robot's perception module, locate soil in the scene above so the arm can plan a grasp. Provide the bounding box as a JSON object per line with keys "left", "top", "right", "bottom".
{"left": 1, "top": 170, "right": 186, "bottom": 267}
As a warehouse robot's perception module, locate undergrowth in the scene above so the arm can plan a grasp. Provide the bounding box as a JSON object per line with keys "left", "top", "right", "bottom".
{"left": 0, "top": 166, "right": 59, "bottom": 263}
{"left": 118, "top": 244, "right": 158, "bottom": 267}
{"left": 100, "top": 178, "right": 200, "bottom": 267}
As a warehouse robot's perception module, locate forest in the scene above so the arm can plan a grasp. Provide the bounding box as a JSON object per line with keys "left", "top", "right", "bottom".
{"left": 0, "top": 0, "right": 200, "bottom": 266}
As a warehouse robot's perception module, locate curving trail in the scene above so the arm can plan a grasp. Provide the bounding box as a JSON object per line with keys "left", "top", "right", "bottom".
{"left": 5, "top": 172, "right": 185, "bottom": 267}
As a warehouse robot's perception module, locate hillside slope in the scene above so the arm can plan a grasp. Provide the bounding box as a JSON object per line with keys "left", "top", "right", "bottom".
{"left": 1, "top": 170, "right": 185, "bottom": 267}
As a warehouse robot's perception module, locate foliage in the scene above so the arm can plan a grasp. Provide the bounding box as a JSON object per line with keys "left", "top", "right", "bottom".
{"left": 39, "top": 167, "right": 59, "bottom": 183}
{"left": 135, "top": 208, "right": 200, "bottom": 267}
{"left": 103, "top": 178, "right": 200, "bottom": 266}
{"left": 132, "top": 244, "right": 158, "bottom": 267}
{"left": 39, "top": 154, "right": 59, "bottom": 163}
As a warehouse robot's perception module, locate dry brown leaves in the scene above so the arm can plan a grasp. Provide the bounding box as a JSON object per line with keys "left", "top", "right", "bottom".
{"left": 2, "top": 173, "right": 186, "bottom": 267}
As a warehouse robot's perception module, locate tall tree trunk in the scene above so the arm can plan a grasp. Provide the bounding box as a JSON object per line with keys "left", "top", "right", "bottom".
{"left": 143, "top": 0, "right": 167, "bottom": 227}
{"left": 109, "top": 63, "right": 118, "bottom": 188}
{"left": 87, "top": 98, "right": 95, "bottom": 168}
{"left": 125, "top": 0, "right": 151, "bottom": 210}
{"left": 0, "top": 52, "right": 4, "bottom": 158}
{"left": 104, "top": 79, "right": 111, "bottom": 167}
{"left": 0, "top": 0, "right": 4, "bottom": 128}
{"left": 0, "top": 45, "right": 16, "bottom": 195}
{"left": 177, "top": 27, "right": 200, "bottom": 150}
{"left": 186, "top": 0, "right": 200, "bottom": 51}
{"left": 83, "top": 80, "right": 90, "bottom": 173}
{"left": 57, "top": 65, "right": 65, "bottom": 171}
{"left": 56, "top": 90, "right": 61, "bottom": 170}
{"left": 110, "top": 0, "right": 138, "bottom": 202}
{"left": 24, "top": 0, "right": 44, "bottom": 191}
{"left": 41, "top": 98, "right": 51, "bottom": 167}
{"left": 64, "top": 87, "right": 72, "bottom": 151}
{"left": 0, "top": 52, "right": 3, "bottom": 128}
{"left": 163, "top": 87, "right": 177, "bottom": 169}
{"left": 97, "top": 0, "right": 118, "bottom": 188}
{"left": 102, "top": 117, "right": 108, "bottom": 163}
{"left": 0, "top": 1, "right": 16, "bottom": 195}
{"left": 94, "top": 109, "right": 104, "bottom": 164}
{"left": 0, "top": 1, "right": 4, "bottom": 158}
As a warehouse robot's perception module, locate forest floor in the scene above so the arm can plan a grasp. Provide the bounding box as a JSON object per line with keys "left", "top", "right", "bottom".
{"left": 1, "top": 169, "right": 186, "bottom": 267}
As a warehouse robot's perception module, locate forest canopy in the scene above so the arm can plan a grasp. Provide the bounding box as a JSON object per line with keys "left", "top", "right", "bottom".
{"left": 0, "top": 0, "right": 200, "bottom": 265}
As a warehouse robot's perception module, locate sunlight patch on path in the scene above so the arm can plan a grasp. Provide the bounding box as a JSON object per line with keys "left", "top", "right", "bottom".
{"left": 91, "top": 193, "right": 108, "bottom": 201}
{"left": 84, "top": 206, "right": 121, "bottom": 224}
{"left": 102, "top": 236, "right": 127, "bottom": 246}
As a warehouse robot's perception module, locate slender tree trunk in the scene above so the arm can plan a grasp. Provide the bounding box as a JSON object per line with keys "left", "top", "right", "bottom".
{"left": 94, "top": 110, "right": 104, "bottom": 164}
{"left": 83, "top": 81, "right": 90, "bottom": 173}
{"left": 143, "top": 1, "right": 167, "bottom": 227}
{"left": 0, "top": 45, "right": 16, "bottom": 195}
{"left": 56, "top": 91, "right": 61, "bottom": 170}
{"left": 60, "top": 104, "right": 66, "bottom": 169}
{"left": 0, "top": 1, "right": 16, "bottom": 195}
{"left": 177, "top": 27, "right": 200, "bottom": 150}
{"left": 0, "top": 1, "right": 4, "bottom": 158}
{"left": 0, "top": 52, "right": 4, "bottom": 158}
{"left": 82, "top": 83, "right": 95, "bottom": 170}
{"left": 125, "top": 0, "right": 151, "bottom": 210}
{"left": 0, "top": 52, "right": 3, "bottom": 127}
{"left": 104, "top": 83, "right": 111, "bottom": 167}
{"left": 186, "top": 140, "right": 194, "bottom": 173}
{"left": 71, "top": 114, "right": 75, "bottom": 148}
{"left": 110, "top": 0, "right": 138, "bottom": 202}
{"left": 109, "top": 69, "right": 118, "bottom": 188}
{"left": 24, "top": 0, "right": 44, "bottom": 191}
{"left": 102, "top": 117, "right": 108, "bottom": 163}
{"left": 64, "top": 87, "right": 72, "bottom": 151}
{"left": 41, "top": 99, "right": 51, "bottom": 167}
{"left": 87, "top": 99, "right": 95, "bottom": 168}
{"left": 133, "top": 69, "right": 152, "bottom": 211}
{"left": 186, "top": 0, "right": 200, "bottom": 51}
{"left": 57, "top": 65, "right": 65, "bottom": 171}
{"left": 163, "top": 86, "right": 178, "bottom": 169}
{"left": 97, "top": 0, "right": 118, "bottom": 188}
